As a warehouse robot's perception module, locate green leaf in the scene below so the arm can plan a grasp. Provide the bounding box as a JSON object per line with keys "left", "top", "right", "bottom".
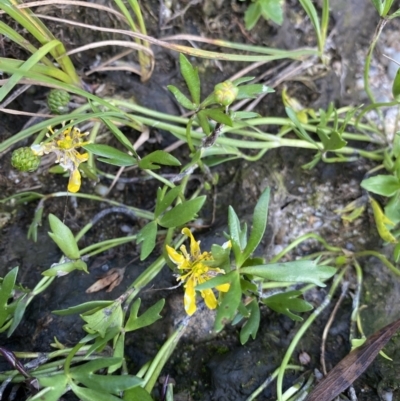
{"left": 208, "top": 243, "right": 232, "bottom": 271}
{"left": 42, "top": 259, "right": 87, "bottom": 276}
{"left": 232, "top": 111, "right": 260, "bottom": 120}
{"left": 394, "top": 242, "right": 400, "bottom": 262}
{"left": 240, "top": 300, "right": 260, "bottom": 344}
{"left": 260, "top": 0, "right": 284, "bottom": 25}
{"left": 70, "top": 381, "right": 123, "bottom": 401}
{"left": 48, "top": 214, "right": 80, "bottom": 259}
{"left": 299, "top": 0, "right": 322, "bottom": 40}
{"left": 242, "top": 187, "right": 270, "bottom": 264}
{"left": 179, "top": 53, "right": 201, "bottom": 105}
{"left": 137, "top": 221, "right": 157, "bottom": 261}
{"left": 197, "top": 110, "right": 211, "bottom": 136}
{"left": 370, "top": 0, "right": 383, "bottom": 14}
{"left": 71, "top": 358, "right": 123, "bottom": 375}
{"left": 100, "top": 116, "right": 137, "bottom": 156}
{"left": 158, "top": 196, "right": 206, "bottom": 228}
{"left": 167, "top": 85, "right": 196, "bottom": 110}
{"left": 125, "top": 298, "right": 165, "bottom": 332}
{"left": 231, "top": 76, "right": 255, "bottom": 86}
{"left": 71, "top": 372, "right": 142, "bottom": 394}
{"left": 195, "top": 273, "right": 232, "bottom": 291}
{"left": 202, "top": 108, "right": 233, "bottom": 126}
{"left": 138, "top": 150, "right": 181, "bottom": 170}
{"left": 316, "top": 128, "right": 348, "bottom": 151}
{"left": 240, "top": 260, "right": 336, "bottom": 286}
{"left": 7, "top": 293, "right": 29, "bottom": 337}
{"left": 0, "top": 40, "right": 61, "bottom": 103}
{"left": 361, "top": 175, "right": 400, "bottom": 196}
{"left": 228, "top": 206, "right": 244, "bottom": 262}
{"left": 237, "top": 84, "right": 274, "bottom": 99}
{"left": 263, "top": 290, "right": 313, "bottom": 321}
{"left": 286, "top": 107, "right": 317, "bottom": 145}
{"left": 83, "top": 144, "right": 137, "bottom": 167}
{"left": 31, "top": 374, "right": 68, "bottom": 401}
{"left": 123, "top": 386, "right": 153, "bottom": 401}
{"left": 53, "top": 301, "right": 114, "bottom": 316}
{"left": 85, "top": 327, "right": 120, "bottom": 357}
{"left": 27, "top": 205, "right": 44, "bottom": 242}
{"left": 0, "top": 267, "right": 18, "bottom": 328}
{"left": 154, "top": 185, "right": 182, "bottom": 218}
{"left": 108, "top": 333, "right": 124, "bottom": 373}
{"left": 385, "top": 192, "right": 400, "bottom": 225}
{"left": 393, "top": 132, "right": 400, "bottom": 158}
{"left": 214, "top": 271, "right": 242, "bottom": 332}
{"left": 81, "top": 303, "right": 123, "bottom": 337}
{"left": 244, "top": 2, "right": 261, "bottom": 30}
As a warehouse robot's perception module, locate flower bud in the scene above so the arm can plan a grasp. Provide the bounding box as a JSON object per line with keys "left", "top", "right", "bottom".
{"left": 11, "top": 147, "right": 41, "bottom": 172}
{"left": 214, "top": 81, "right": 238, "bottom": 106}
{"left": 47, "top": 89, "right": 70, "bottom": 114}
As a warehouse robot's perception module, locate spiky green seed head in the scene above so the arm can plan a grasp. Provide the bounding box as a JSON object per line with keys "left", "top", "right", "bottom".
{"left": 214, "top": 81, "right": 239, "bottom": 106}
{"left": 11, "top": 147, "right": 41, "bottom": 172}
{"left": 47, "top": 89, "right": 70, "bottom": 114}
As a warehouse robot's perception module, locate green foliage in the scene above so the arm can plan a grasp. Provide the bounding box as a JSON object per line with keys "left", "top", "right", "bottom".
{"left": 138, "top": 150, "right": 181, "bottom": 170}
{"left": 194, "top": 187, "right": 336, "bottom": 342}
{"left": 48, "top": 214, "right": 80, "bottom": 260}
{"left": 158, "top": 196, "right": 206, "bottom": 228}
{"left": 361, "top": 175, "right": 400, "bottom": 197}
{"left": 83, "top": 144, "right": 137, "bottom": 167}
{"left": 0, "top": 267, "right": 19, "bottom": 331}
{"left": 263, "top": 290, "right": 313, "bottom": 321}
{"left": 243, "top": 0, "right": 284, "bottom": 30}
{"left": 125, "top": 299, "right": 164, "bottom": 331}
{"left": 239, "top": 300, "right": 260, "bottom": 344}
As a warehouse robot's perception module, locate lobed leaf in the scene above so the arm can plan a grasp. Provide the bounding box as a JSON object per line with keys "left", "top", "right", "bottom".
{"left": 139, "top": 150, "right": 181, "bottom": 170}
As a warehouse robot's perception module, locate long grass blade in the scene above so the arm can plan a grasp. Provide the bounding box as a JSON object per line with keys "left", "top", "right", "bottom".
{"left": 0, "top": 40, "right": 61, "bottom": 102}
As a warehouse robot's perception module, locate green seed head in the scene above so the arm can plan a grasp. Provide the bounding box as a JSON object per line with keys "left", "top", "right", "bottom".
{"left": 47, "top": 89, "right": 70, "bottom": 114}
{"left": 11, "top": 147, "right": 41, "bottom": 172}
{"left": 214, "top": 81, "right": 239, "bottom": 106}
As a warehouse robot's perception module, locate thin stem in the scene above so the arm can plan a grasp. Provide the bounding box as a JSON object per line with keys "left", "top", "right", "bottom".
{"left": 276, "top": 267, "right": 347, "bottom": 400}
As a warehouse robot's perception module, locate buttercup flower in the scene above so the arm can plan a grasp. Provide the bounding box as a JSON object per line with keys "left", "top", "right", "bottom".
{"left": 166, "top": 228, "right": 230, "bottom": 316}
{"left": 31, "top": 124, "right": 90, "bottom": 193}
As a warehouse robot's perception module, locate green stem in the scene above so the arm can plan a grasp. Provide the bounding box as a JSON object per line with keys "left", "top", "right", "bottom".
{"left": 354, "top": 250, "right": 400, "bottom": 276}
{"left": 79, "top": 235, "right": 137, "bottom": 258}
{"left": 143, "top": 316, "right": 189, "bottom": 392}
{"left": 364, "top": 18, "right": 389, "bottom": 105}
{"left": 269, "top": 233, "right": 342, "bottom": 264}
{"left": 245, "top": 365, "right": 304, "bottom": 401}
{"left": 276, "top": 267, "right": 346, "bottom": 400}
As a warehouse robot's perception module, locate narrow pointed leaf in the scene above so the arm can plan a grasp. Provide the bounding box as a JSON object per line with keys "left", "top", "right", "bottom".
{"left": 179, "top": 53, "right": 200, "bottom": 105}
{"left": 242, "top": 187, "right": 270, "bottom": 263}
{"left": 158, "top": 196, "right": 206, "bottom": 228}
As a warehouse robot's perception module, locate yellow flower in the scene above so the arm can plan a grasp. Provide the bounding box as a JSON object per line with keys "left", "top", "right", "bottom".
{"left": 166, "top": 228, "right": 230, "bottom": 316}
{"left": 31, "top": 124, "right": 90, "bottom": 193}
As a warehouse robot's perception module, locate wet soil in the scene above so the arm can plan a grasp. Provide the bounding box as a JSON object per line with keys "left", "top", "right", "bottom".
{"left": 1, "top": 0, "right": 400, "bottom": 400}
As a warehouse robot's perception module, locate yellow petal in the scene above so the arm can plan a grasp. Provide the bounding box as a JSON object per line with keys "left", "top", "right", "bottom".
{"left": 201, "top": 288, "right": 217, "bottom": 310}
{"left": 68, "top": 169, "right": 81, "bottom": 193}
{"left": 166, "top": 245, "right": 186, "bottom": 266}
{"left": 182, "top": 228, "right": 200, "bottom": 258}
{"left": 184, "top": 277, "right": 197, "bottom": 315}
{"left": 216, "top": 283, "right": 230, "bottom": 292}
{"left": 75, "top": 152, "right": 89, "bottom": 163}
